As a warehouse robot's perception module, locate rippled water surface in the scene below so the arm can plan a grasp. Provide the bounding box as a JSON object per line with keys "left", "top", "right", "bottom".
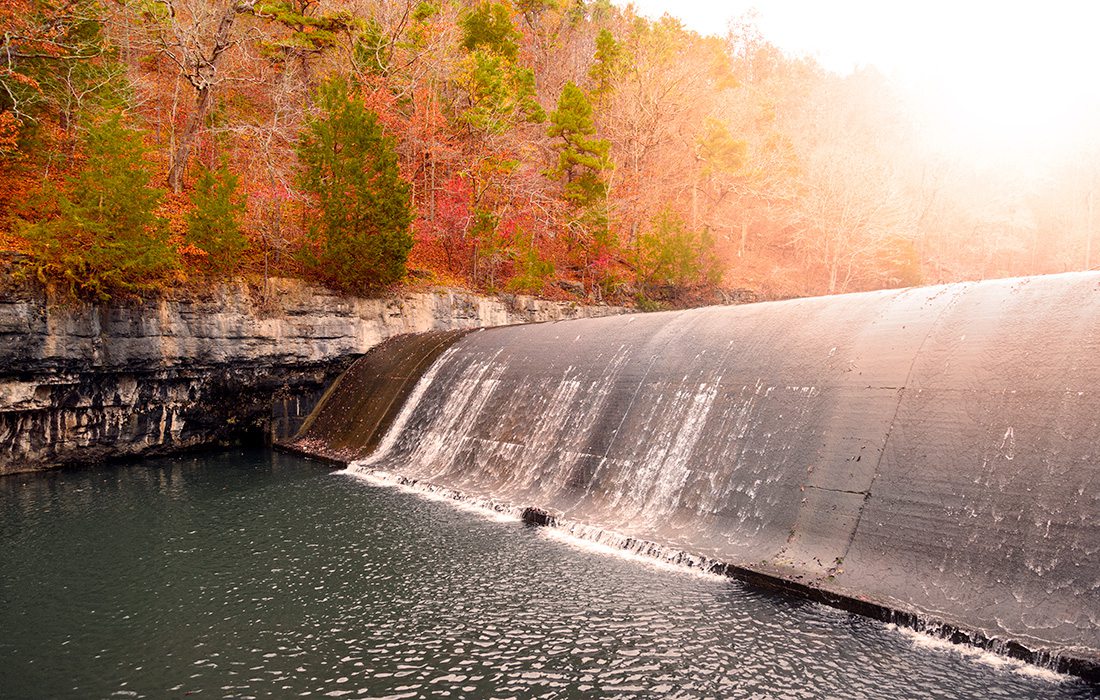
{"left": 1, "top": 449, "right": 1096, "bottom": 699}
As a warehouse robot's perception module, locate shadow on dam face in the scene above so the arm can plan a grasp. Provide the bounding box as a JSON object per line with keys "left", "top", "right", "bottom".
{"left": 283, "top": 272, "right": 1100, "bottom": 680}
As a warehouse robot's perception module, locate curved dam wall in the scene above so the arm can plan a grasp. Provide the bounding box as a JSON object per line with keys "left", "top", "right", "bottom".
{"left": 299, "top": 272, "right": 1100, "bottom": 672}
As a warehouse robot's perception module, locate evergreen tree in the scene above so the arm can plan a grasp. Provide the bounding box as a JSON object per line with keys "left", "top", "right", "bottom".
{"left": 20, "top": 112, "right": 175, "bottom": 300}
{"left": 186, "top": 159, "right": 248, "bottom": 275}
{"left": 548, "top": 81, "right": 611, "bottom": 207}
{"left": 253, "top": 0, "right": 357, "bottom": 78}
{"left": 354, "top": 18, "right": 391, "bottom": 75}
{"left": 459, "top": 2, "right": 521, "bottom": 60}
{"left": 507, "top": 229, "right": 555, "bottom": 294}
{"left": 631, "top": 207, "right": 720, "bottom": 303}
{"left": 548, "top": 81, "right": 615, "bottom": 294}
{"left": 588, "top": 29, "right": 624, "bottom": 99}
{"left": 470, "top": 207, "right": 506, "bottom": 289}
{"left": 456, "top": 1, "right": 544, "bottom": 133}
{"left": 297, "top": 78, "right": 414, "bottom": 295}
{"left": 459, "top": 51, "right": 544, "bottom": 133}
{"left": 697, "top": 118, "right": 746, "bottom": 176}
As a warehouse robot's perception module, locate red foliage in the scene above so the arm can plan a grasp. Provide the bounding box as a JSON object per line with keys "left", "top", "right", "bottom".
{"left": 412, "top": 174, "right": 474, "bottom": 279}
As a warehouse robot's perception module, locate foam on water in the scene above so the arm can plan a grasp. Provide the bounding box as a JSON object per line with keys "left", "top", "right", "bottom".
{"left": 537, "top": 525, "right": 726, "bottom": 581}
{"left": 339, "top": 468, "right": 522, "bottom": 524}
{"left": 887, "top": 624, "right": 1072, "bottom": 684}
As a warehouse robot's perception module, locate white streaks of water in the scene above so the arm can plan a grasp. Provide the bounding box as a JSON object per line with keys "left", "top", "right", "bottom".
{"left": 541, "top": 519, "right": 730, "bottom": 581}
{"left": 350, "top": 346, "right": 461, "bottom": 469}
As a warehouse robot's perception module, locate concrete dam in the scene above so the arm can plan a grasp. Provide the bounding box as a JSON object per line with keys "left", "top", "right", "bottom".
{"left": 286, "top": 272, "right": 1100, "bottom": 680}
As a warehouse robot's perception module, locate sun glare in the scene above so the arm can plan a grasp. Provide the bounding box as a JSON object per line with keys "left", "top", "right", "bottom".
{"left": 628, "top": 0, "right": 1100, "bottom": 163}
{"left": 911, "top": 65, "right": 1084, "bottom": 163}
{"left": 894, "top": 2, "right": 1100, "bottom": 162}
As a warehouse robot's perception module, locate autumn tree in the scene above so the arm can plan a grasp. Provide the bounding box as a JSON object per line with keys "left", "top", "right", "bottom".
{"left": 596, "top": 15, "right": 739, "bottom": 260}
{"left": 6, "top": 0, "right": 1091, "bottom": 302}
{"left": 692, "top": 118, "right": 744, "bottom": 226}
{"left": 785, "top": 70, "right": 918, "bottom": 292}
{"left": 0, "top": 0, "right": 110, "bottom": 126}
{"left": 19, "top": 112, "right": 176, "bottom": 299}
{"left": 297, "top": 77, "right": 413, "bottom": 294}
{"left": 792, "top": 144, "right": 916, "bottom": 293}
{"left": 0, "top": 0, "right": 129, "bottom": 227}
{"left": 414, "top": 173, "right": 474, "bottom": 276}
{"left": 146, "top": 0, "right": 256, "bottom": 192}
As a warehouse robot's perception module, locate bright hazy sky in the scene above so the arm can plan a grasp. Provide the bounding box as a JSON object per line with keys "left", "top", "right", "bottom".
{"left": 622, "top": 0, "right": 1100, "bottom": 160}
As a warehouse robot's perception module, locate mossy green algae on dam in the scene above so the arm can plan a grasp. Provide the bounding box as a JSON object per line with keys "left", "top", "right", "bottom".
{"left": 289, "top": 272, "right": 1100, "bottom": 678}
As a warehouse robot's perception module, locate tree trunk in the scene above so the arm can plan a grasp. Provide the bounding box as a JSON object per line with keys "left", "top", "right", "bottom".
{"left": 168, "top": 85, "right": 212, "bottom": 193}
{"left": 163, "top": 0, "right": 252, "bottom": 192}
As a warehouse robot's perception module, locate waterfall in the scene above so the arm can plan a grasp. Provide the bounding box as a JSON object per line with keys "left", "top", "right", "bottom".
{"left": 292, "top": 271, "right": 1100, "bottom": 678}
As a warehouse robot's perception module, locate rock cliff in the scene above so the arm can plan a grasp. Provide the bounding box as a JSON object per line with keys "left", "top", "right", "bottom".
{"left": 0, "top": 279, "right": 624, "bottom": 475}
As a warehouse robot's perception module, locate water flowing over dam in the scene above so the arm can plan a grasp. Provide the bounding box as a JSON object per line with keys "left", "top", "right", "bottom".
{"left": 288, "top": 272, "right": 1100, "bottom": 679}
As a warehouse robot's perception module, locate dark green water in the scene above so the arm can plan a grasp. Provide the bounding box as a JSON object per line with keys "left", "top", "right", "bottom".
{"left": 1, "top": 449, "right": 1096, "bottom": 699}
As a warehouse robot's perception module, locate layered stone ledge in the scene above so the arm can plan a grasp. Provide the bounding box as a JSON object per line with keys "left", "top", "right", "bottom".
{"left": 0, "top": 279, "right": 625, "bottom": 475}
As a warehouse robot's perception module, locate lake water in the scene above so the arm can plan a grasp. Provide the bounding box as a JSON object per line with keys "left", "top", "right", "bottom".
{"left": 1, "top": 449, "right": 1096, "bottom": 699}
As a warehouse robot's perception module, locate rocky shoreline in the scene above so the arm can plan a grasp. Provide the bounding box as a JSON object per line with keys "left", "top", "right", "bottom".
{"left": 0, "top": 278, "right": 626, "bottom": 475}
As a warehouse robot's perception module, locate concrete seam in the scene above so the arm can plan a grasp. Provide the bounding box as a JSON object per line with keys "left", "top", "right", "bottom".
{"left": 837, "top": 284, "right": 969, "bottom": 563}
{"left": 806, "top": 484, "right": 868, "bottom": 496}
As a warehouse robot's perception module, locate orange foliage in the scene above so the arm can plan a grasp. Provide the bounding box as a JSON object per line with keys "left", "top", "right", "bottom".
{"left": 7, "top": 0, "right": 1095, "bottom": 305}
{"left": 0, "top": 113, "right": 21, "bottom": 157}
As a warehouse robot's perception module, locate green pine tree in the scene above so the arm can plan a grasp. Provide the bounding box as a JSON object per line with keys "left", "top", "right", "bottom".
{"left": 631, "top": 207, "right": 720, "bottom": 303}
{"left": 186, "top": 159, "right": 248, "bottom": 276}
{"left": 20, "top": 111, "right": 175, "bottom": 300}
{"left": 253, "top": 1, "right": 356, "bottom": 61}
{"left": 459, "top": 2, "right": 521, "bottom": 61}
{"left": 697, "top": 118, "right": 746, "bottom": 176}
{"left": 456, "top": 2, "right": 544, "bottom": 133}
{"left": 507, "top": 229, "right": 555, "bottom": 294}
{"left": 547, "top": 82, "right": 615, "bottom": 295}
{"left": 547, "top": 81, "right": 611, "bottom": 207}
{"left": 354, "top": 18, "right": 390, "bottom": 75}
{"left": 297, "top": 77, "right": 414, "bottom": 295}
{"left": 588, "top": 29, "right": 624, "bottom": 99}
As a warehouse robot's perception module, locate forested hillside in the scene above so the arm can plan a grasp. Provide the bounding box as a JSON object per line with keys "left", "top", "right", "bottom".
{"left": 2, "top": 0, "right": 1096, "bottom": 304}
